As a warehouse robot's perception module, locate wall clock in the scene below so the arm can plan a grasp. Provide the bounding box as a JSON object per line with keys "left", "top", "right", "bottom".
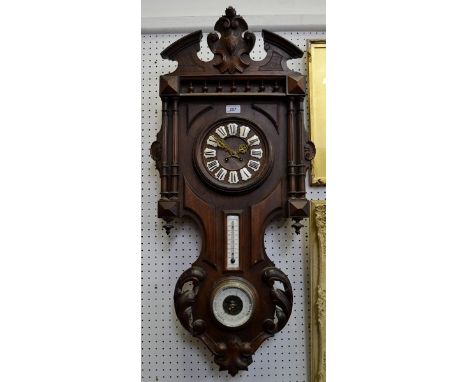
{"left": 150, "top": 6, "right": 315, "bottom": 376}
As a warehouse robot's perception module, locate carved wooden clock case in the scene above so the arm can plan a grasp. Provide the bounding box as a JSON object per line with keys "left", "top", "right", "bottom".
{"left": 150, "top": 7, "right": 315, "bottom": 376}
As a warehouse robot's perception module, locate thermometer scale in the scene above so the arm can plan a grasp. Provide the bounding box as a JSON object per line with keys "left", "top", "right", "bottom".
{"left": 226, "top": 215, "right": 239, "bottom": 269}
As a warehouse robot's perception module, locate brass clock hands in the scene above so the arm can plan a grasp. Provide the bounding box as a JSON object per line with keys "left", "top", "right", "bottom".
{"left": 237, "top": 144, "right": 248, "bottom": 154}
{"left": 214, "top": 136, "right": 243, "bottom": 162}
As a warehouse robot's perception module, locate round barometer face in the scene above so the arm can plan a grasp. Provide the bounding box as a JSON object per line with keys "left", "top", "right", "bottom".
{"left": 196, "top": 120, "right": 271, "bottom": 192}
{"left": 211, "top": 279, "right": 256, "bottom": 328}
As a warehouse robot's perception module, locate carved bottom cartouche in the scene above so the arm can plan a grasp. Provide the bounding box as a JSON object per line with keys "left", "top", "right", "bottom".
{"left": 214, "top": 336, "right": 253, "bottom": 376}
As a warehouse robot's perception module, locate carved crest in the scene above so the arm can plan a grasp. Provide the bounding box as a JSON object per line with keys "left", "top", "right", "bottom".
{"left": 207, "top": 6, "right": 256, "bottom": 74}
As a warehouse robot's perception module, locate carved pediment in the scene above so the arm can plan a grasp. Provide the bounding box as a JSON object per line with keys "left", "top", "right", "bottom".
{"left": 159, "top": 7, "right": 305, "bottom": 83}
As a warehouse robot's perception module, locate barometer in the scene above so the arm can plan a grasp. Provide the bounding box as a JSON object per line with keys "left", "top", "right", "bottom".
{"left": 211, "top": 279, "right": 256, "bottom": 328}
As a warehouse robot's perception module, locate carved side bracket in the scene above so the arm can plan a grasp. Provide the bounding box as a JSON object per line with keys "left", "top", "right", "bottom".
{"left": 262, "top": 267, "right": 293, "bottom": 334}
{"left": 174, "top": 266, "right": 207, "bottom": 335}
{"left": 150, "top": 140, "right": 162, "bottom": 171}
{"left": 305, "top": 140, "right": 317, "bottom": 162}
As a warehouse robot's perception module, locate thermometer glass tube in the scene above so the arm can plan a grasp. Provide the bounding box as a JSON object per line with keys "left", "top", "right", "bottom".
{"left": 226, "top": 215, "right": 239, "bottom": 269}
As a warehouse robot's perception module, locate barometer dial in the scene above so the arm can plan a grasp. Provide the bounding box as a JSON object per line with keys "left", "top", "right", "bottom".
{"left": 211, "top": 279, "right": 256, "bottom": 328}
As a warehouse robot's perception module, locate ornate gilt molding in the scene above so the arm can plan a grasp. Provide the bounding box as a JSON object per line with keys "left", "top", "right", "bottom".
{"left": 310, "top": 200, "right": 326, "bottom": 382}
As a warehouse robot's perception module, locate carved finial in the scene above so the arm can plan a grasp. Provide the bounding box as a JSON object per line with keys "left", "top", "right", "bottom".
{"left": 292, "top": 217, "right": 304, "bottom": 235}
{"left": 207, "top": 7, "right": 256, "bottom": 73}
{"left": 163, "top": 220, "right": 174, "bottom": 235}
{"left": 225, "top": 5, "right": 236, "bottom": 18}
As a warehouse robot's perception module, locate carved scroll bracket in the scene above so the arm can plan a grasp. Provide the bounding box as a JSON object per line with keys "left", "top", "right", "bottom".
{"left": 262, "top": 267, "right": 293, "bottom": 334}
{"left": 174, "top": 266, "right": 207, "bottom": 335}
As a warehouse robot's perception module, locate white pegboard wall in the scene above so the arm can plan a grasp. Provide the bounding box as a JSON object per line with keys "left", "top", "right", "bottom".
{"left": 142, "top": 31, "right": 326, "bottom": 382}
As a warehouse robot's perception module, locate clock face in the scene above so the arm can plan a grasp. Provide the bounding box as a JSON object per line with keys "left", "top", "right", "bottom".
{"left": 196, "top": 120, "right": 271, "bottom": 192}
{"left": 211, "top": 279, "right": 256, "bottom": 328}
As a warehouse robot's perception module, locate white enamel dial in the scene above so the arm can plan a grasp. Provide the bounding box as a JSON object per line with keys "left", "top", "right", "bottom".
{"left": 199, "top": 120, "right": 268, "bottom": 190}
{"left": 211, "top": 280, "right": 255, "bottom": 328}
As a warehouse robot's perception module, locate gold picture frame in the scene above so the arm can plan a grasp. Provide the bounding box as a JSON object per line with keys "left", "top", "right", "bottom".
{"left": 308, "top": 40, "right": 326, "bottom": 186}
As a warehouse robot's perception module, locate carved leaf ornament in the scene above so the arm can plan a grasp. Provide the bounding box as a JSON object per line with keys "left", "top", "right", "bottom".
{"left": 207, "top": 7, "right": 256, "bottom": 74}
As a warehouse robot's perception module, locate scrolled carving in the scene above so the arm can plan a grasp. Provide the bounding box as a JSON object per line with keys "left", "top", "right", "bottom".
{"left": 262, "top": 267, "right": 293, "bottom": 333}
{"left": 150, "top": 140, "right": 162, "bottom": 171}
{"left": 207, "top": 6, "right": 255, "bottom": 74}
{"left": 304, "top": 140, "right": 317, "bottom": 161}
{"left": 173, "top": 266, "right": 207, "bottom": 334}
{"left": 213, "top": 336, "right": 253, "bottom": 376}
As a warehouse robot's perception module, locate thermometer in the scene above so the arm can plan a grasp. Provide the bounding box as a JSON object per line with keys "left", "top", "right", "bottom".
{"left": 226, "top": 215, "right": 239, "bottom": 269}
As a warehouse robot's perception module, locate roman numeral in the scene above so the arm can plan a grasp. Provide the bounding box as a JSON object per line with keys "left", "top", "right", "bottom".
{"left": 247, "top": 160, "right": 260, "bottom": 171}
{"left": 227, "top": 123, "right": 238, "bottom": 136}
{"left": 216, "top": 126, "right": 227, "bottom": 138}
{"left": 247, "top": 135, "right": 260, "bottom": 146}
{"left": 228, "top": 171, "right": 239, "bottom": 184}
{"left": 207, "top": 135, "right": 218, "bottom": 147}
{"left": 239, "top": 168, "right": 252, "bottom": 181}
{"left": 204, "top": 148, "right": 216, "bottom": 158}
{"left": 207, "top": 160, "right": 220, "bottom": 172}
{"left": 215, "top": 168, "right": 227, "bottom": 181}
{"left": 250, "top": 148, "right": 263, "bottom": 159}
{"left": 239, "top": 125, "right": 250, "bottom": 138}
